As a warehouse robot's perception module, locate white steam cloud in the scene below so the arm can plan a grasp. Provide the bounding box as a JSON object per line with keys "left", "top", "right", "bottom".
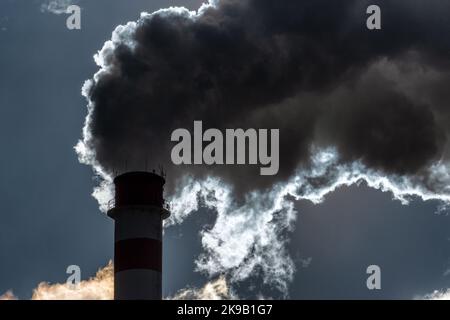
{"left": 162, "top": 148, "right": 450, "bottom": 296}
{"left": 419, "top": 289, "right": 450, "bottom": 300}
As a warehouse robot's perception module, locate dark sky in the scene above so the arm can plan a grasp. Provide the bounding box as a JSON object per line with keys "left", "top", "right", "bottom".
{"left": 0, "top": 0, "right": 450, "bottom": 300}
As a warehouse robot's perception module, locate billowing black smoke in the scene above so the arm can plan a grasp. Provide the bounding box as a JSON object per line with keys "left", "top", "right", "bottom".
{"left": 78, "top": 0, "right": 450, "bottom": 197}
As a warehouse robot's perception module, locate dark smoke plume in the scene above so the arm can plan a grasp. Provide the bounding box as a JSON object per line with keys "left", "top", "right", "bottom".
{"left": 78, "top": 0, "right": 450, "bottom": 196}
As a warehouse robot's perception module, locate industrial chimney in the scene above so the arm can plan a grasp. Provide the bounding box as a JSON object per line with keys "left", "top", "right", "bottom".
{"left": 107, "top": 171, "right": 170, "bottom": 300}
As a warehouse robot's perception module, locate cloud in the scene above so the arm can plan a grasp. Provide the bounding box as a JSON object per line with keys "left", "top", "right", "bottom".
{"left": 76, "top": 0, "right": 450, "bottom": 296}
{"left": 0, "top": 290, "right": 17, "bottom": 300}
{"left": 31, "top": 261, "right": 113, "bottom": 300}
{"left": 40, "top": 0, "right": 78, "bottom": 15}
{"left": 420, "top": 289, "right": 450, "bottom": 300}
{"left": 170, "top": 276, "right": 235, "bottom": 300}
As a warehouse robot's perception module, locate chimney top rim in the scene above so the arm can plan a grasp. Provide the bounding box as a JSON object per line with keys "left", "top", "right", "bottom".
{"left": 113, "top": 171, "right": 166, "bottom": 184}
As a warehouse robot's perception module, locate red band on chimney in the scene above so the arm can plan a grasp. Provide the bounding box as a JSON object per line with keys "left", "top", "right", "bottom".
{"left": 114, "top": 238, "right": 162, "bottom": 273}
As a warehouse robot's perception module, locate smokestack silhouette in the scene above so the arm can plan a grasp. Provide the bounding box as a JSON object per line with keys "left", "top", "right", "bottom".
{"left": 107, "top": 171, "right": 170, "bottom": 300}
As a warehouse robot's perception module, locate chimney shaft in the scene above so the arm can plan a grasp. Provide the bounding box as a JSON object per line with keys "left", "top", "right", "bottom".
{"left": 108, "top": 171, "right": 170, "bottom": 300}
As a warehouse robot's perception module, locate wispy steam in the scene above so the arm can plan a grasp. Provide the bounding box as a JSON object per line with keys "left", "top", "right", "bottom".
{"left": 167, "top": 148, "right": 450, "bottom": 296}
{"left": 76, "top": 0, "right": 450, "bottom": 296}
{"left": 419, "top": 289, "right": 450, "bottom": 300}
{"left": 170, "top": 276, "right": 235, "bottom": 300}
{"left": 167, "top": 176, "right": 297, "bottom": 295}
{"left": 40, "top": 0, "right": 77, "bottom": 15}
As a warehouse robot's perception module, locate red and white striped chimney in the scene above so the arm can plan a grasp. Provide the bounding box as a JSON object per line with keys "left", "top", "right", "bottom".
{"left": 107, "top": 171, "right": 170, "bottom": 300}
